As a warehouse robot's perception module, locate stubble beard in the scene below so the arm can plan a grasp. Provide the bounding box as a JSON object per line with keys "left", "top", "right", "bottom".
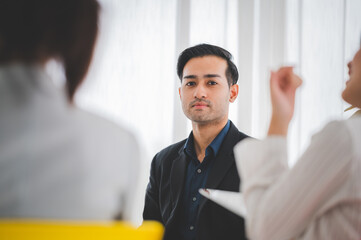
{"left": 184, "top": 107, "right": 226, "bottom": 126}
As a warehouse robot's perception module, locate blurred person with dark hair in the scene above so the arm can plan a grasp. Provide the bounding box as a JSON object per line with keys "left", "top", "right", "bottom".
{"left": 0, "top": 0, "right": 140, "bottom": 221}
{"left": 234, "top": 48, "right": 361, "bottom": 238}
{"left": 143, "top": 44, "right": 249, "bottom": 240}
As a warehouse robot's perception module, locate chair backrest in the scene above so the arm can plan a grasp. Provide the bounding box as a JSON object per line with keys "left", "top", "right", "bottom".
{"left": 0, "top": 220, "right": 163, "bottom": 240}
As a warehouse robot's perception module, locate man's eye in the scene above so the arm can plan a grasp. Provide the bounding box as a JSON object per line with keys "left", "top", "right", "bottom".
{"left": 186, "top": 82, "right": 196, "bottom": 86}
{"left": 208, "top": 81, "right": 217, "bottom": 85}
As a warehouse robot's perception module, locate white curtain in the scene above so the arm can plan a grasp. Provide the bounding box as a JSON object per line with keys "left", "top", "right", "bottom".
{"left": 74, "top": 0, "right": 361, "bottom": 224}
{"left": 285, "top": 0, "right": 361, "bottom": 164}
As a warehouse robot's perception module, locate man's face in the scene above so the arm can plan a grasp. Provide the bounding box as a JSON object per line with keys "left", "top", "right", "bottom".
{"left": 179, "top": 56, "right": 238, "bottom": 125}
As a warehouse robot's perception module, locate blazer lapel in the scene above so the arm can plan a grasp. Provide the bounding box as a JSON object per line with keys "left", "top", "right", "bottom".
{"left": 205, "top": 122, "right": 240, "bottom": 189}
{"left": 170, "top": 150, "right": 188, "bottom": 209}
{"left": 205, "top": 152, "right": 234, "bottom": 189}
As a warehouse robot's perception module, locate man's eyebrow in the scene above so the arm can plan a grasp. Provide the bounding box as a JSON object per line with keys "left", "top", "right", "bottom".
{"left": 183, "top": 75, "right": 197, "bottom": 79}
{"left": 204, "top": 74, "right": 221, "bottom": 78}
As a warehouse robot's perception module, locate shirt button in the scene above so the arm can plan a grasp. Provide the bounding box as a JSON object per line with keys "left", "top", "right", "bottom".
{"left": 197, "top": 169, "right": 201, "bottom": 173}
{"left": 192, "top": 197, "right": 197, "bottom": 202}
{"left": 190, "top": 226, "right": 194, "bottom": 230}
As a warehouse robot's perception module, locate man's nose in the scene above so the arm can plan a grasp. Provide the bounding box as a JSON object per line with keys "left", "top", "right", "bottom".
{"left": 194, "top": 84, "right": 207, "bottom": 99}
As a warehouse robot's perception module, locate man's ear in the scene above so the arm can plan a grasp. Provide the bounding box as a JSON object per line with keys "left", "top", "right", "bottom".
{"left": 229, "top": 84, "right": 239, "bottom": 103}
{"left": 179, "top": 87, "right": 182, "bottom": 100}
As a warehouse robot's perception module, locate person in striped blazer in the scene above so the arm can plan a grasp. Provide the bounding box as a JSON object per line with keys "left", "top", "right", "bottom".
{"left": 234, "top": 48, "right": 361, "bottom": 239}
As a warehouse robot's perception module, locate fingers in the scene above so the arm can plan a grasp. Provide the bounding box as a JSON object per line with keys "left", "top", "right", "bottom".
{"left": 271, "top": 66, "right": 302, "bottom": 91}
{"left": 292, "top": 74, "right": 302, "bottom": 88}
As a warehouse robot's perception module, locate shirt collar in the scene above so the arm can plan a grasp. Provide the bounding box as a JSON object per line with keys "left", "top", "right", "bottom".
{"left": 183, "top": 120, "right": 230, "bottom": 158}
{"left": 209, "top": 120, "right": 230, "bottom": 156}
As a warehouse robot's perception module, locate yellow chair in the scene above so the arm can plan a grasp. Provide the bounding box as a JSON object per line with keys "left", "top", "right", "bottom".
{"left": 0, "top": 220, "right": 163, "bottom": 240}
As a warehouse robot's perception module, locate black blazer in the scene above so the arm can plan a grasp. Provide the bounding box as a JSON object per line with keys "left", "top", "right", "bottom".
{"left": 143, "top": 121, "right": 249, "bottom": 240}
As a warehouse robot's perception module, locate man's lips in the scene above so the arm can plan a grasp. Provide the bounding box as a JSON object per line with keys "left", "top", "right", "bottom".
{"left": 193, "top": 105, "right": 208, "bottom": 110}
{"left": 191, "top": 102, "right": 209, "bottom": 108}
{"left": 193, "top": 103, "right": 208, "bottom": 107}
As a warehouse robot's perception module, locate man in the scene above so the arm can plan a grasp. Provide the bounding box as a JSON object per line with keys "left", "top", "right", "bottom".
{"left": 143, "top": 44, "right": 249, "bottom": 240}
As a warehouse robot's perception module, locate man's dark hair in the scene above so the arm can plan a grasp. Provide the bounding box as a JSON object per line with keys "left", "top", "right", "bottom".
{"left": 176, "top": 43, "right": 239, "bottom": 86}
{"left": 0, "top": 0, "right": 100, "bottom": 102}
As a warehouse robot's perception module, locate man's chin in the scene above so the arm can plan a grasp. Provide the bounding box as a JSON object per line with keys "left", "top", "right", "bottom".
{"left": 186, "top": 115, "right": 209, "bottom": 122}
{"left": 188, "top": 116, "right": 214, "bottom": 124}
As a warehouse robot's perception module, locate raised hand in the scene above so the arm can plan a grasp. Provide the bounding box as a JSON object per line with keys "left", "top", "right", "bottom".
{"left": 268, "top": 67, "right": 302, "bottom": 136}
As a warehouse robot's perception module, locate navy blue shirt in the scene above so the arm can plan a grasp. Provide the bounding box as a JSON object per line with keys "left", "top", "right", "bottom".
{"left": 178, "top": 120, "right": 231, "bottom": 240}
